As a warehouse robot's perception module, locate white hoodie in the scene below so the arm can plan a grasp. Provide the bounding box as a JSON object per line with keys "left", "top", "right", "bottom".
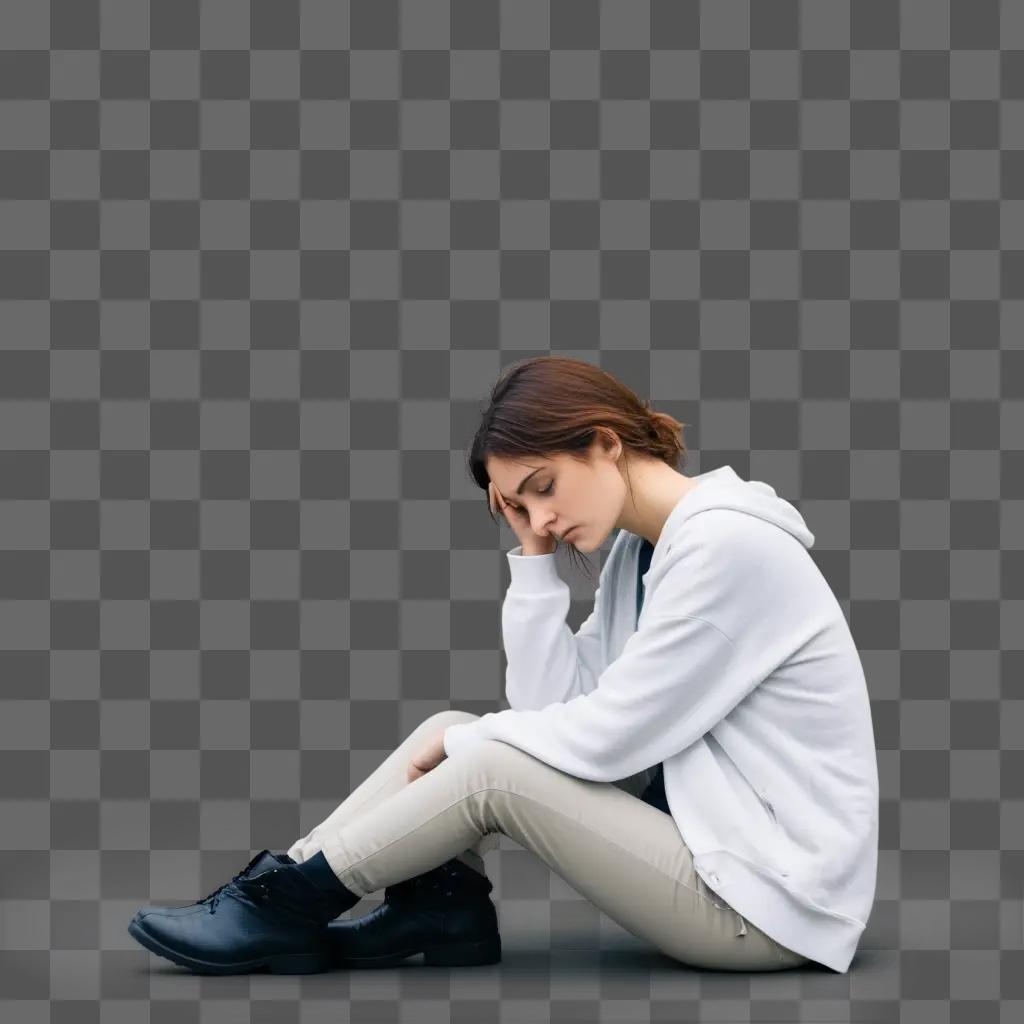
{"left": 443, "top": 465, "right": 879, "bottom": 973}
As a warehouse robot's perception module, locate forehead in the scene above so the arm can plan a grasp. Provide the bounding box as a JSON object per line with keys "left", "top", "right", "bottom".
{"left": 487, "top": 455, "right": 557, "bottom": 487}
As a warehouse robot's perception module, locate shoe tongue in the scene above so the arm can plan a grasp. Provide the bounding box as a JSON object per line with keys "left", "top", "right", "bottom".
{"left": 243, "top": 850, "right": 287, "bottom": 878}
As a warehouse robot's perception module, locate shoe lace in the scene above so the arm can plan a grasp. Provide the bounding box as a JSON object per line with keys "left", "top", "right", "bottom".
{"left": 202, "top": 874, "right": 249, "bottom": 915}
{"left": 388, "top": 862, "right": 486, "bottom": 904}
{"left": 199, "top": 852, "right": 277, "bottom": 914}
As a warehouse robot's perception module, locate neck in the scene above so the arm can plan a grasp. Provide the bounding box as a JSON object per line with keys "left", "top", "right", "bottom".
{"left": 614, "top": 458, "right": 699, "bottom": 548}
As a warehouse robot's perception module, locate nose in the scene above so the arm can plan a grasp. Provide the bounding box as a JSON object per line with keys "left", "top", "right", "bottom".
{"left": 532, "top": 511, "right": 555, "bottom": 537}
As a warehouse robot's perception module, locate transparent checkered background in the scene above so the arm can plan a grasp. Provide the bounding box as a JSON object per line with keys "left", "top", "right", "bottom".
{"left": 1, "top": 0, "right": 1023, "bottom": 1021}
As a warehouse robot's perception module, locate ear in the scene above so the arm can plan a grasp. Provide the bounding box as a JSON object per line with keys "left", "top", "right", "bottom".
{"left": 593, "top": 426, "right": 622, "bottom": 462}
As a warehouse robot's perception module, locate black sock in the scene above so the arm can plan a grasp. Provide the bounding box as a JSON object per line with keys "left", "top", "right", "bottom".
{"left": 293, "top": 850, "right": 349, "bottom": 895}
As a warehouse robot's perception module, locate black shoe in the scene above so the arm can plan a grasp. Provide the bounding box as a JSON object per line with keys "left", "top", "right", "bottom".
{"left": 132, "top": 850, "right": 296, "bottom": 921}
{"left": 128, "top": 849, "right": 360, "bottom": 975}
{"left": 325, "top": 857, "right": 502, "bottom": 968}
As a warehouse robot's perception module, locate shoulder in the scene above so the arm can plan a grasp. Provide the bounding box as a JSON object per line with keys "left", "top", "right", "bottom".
{"left": 666, "top": 510, "right": 795, "bottom": 576}
{"left": 669, "top": 507, "right": 761, "bottom": 547}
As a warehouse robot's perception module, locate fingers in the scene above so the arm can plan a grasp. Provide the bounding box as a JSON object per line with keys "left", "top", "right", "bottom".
{"left": 489, "top": 481, "right": 506, "bottom": 517}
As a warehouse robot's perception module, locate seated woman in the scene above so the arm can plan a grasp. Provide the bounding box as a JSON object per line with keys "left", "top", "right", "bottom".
{"left": 129, "top": 356, "right": 875, "bottom": 976}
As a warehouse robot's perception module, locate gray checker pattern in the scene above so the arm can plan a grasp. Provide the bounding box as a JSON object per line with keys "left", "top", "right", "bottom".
{"left": 0, "top": 0, "right": 1023, "bottom": 1022}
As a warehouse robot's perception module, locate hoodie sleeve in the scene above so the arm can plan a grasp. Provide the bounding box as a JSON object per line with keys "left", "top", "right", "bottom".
{"left": 443, "top": 525, "right": 766, "bottom": 781}
{"left": 500, "top": 544, "right": 609, "bottom": 711}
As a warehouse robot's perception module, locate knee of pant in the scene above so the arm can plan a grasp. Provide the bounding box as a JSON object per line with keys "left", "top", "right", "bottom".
{"left": 420, "top": 708, "right": 481, "bottom": 731}
{"left": 454, "top": 737, "right": 536, "bottom": 787}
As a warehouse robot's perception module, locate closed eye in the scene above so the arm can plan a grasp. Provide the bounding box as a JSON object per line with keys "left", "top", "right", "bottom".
{"left": 506, "top": 482, "right": 552, "bottom": 511}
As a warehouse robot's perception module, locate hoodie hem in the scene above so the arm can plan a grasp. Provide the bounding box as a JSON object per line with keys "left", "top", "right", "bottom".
{"left": 694, "top": 848, "right": 865, "bottom": 974}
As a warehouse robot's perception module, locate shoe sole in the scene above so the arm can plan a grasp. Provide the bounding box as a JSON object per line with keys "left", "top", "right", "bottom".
{"left": 128, "top": 917, "right": 332, "bottom": 975}
{"left": 331, "top": 933, "right": 502, "bottom": 969}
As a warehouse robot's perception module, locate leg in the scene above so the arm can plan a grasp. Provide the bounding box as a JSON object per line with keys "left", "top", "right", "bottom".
{"left": 307, "top": 732, "right": 809, "bottom": 972}
{"left": 287, "top": 710, "right": 497, "bottom": 875}
{"left": 290, "top": 709, "right": 646, "bottom": 871}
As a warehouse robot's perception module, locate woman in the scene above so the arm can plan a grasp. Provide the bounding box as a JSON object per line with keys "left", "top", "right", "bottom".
{"left": 128, "top": 356, "right": 876, "bottom": 975}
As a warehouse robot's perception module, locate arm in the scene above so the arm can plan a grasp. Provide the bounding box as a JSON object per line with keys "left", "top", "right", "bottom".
{"left": 448, "top": 606, "right": 738, "bottom": 780}
{"left": 501, "top": 544, "right": 609, "bottom": 711}
{"left": 445, "top": 523, "right": 774, "bottom": 779}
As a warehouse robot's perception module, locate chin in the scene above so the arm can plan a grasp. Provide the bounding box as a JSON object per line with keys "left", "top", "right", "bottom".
{"left": 566, "top": 527, "right": 593, "bottom": 550}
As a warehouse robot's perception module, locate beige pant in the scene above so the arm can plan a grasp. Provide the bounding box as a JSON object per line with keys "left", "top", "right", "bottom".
{"left": 287, "top": 710, "right": 810, "bottom": 971}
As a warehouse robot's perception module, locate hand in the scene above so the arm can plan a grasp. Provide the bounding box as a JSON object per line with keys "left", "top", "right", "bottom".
{"left": 488, "top": 481, "right": 557, "bottom": 556}
{"left": 407, "top": 729, "right": 449, "bottom": 783}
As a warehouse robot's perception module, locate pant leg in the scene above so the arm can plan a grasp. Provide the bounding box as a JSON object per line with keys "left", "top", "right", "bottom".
{"left": 308, "top": 715, "right": 809, "bottom": 972}
{"left": 288, "top": 710, "right": 647, "bottom": 873}
{"left": 286, "top": 709, "right": 498, "bottom": 874}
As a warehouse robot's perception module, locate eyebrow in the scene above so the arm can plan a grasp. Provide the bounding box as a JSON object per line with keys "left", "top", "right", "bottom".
{"left": 500, "top": 467, "right": 544, "bottom": 504}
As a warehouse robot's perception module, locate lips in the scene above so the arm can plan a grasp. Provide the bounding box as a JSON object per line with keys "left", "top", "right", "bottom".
{"left": 563, "top": 526, "right": 579, "bottom": 542}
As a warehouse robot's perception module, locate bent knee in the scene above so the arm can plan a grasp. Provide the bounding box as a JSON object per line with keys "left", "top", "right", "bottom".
{"left": 449, "top": 736, "right": 548, "bottom": 782}
{"left": 419, "top": 708, "right": 482, "bottom": 731}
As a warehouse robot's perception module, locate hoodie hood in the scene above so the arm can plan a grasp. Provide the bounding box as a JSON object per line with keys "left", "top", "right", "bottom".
{"left": 680, "top": 465, "right": 815, "bottom": 549}
{"left": 638, "top": 465, "right": 815, "bottom": 573}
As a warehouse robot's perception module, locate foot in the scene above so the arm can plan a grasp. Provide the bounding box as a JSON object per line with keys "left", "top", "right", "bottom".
{"left": 128, "top": 851, "right": 360, "bottom": 974}
{"left": 326, "top": 858, "right": 502, "bottom": 968}
{"left": 132, "top": 850, "right": 295, "bottom": 920}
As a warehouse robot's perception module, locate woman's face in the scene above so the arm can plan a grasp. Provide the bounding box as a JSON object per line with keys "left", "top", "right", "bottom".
{"left": 486, "top": 437, "right": 626, "bottom": 550}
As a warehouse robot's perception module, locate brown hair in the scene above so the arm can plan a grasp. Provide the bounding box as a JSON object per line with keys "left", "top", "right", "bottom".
{"left": 466, "top": 356, "right": 690, "bottom": 578}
